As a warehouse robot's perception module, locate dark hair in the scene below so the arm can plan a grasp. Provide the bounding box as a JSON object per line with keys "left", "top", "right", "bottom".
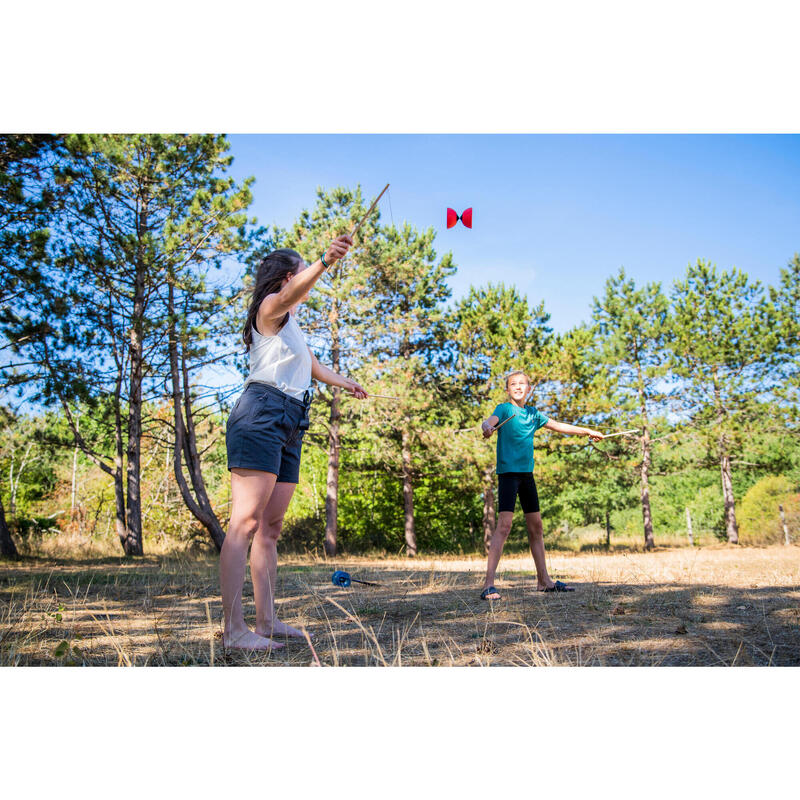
{"left": 243, "top": 248, "right": 303, "bottom": 351}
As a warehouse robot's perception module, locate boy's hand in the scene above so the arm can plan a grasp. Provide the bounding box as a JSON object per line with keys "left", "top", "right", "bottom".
{"left": 481, "top": 422, "right": 494, "bottom": 438}
{"left": 584, "top": 428, "right": 604, "bottom": 442}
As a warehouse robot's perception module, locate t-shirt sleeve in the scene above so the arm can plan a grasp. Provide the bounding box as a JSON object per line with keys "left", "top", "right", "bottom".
{"left": 532, "top": 407, "right": 549, "bottom": 431}
{"left": 491, "top": 403, "right": 509, "bottom": 423}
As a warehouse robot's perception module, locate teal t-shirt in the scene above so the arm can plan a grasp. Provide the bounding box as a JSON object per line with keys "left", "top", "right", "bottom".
{"left": 491, "top": 402, "right": 549, "bottom": 474}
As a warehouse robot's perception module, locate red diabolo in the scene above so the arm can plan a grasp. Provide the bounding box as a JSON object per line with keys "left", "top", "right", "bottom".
{"left": 446, "top": 208, "right": 473, "bottom": 229}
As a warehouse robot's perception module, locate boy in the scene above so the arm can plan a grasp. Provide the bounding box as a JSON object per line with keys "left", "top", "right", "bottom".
{"left": 480, "top": 370, "right": 604, "bottom": 599}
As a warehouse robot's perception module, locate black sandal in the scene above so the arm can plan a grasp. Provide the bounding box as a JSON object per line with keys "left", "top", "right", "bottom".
{"left": 480, "top": 586, "right": 501, "bottom": 600}
{"left": 539, "top": 580, "right": 575, "bottom": 593}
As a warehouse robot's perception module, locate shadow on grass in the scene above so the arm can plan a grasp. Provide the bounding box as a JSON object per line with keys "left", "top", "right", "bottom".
{"left": 1, "top": 558, "right": 798, "bottom": 667}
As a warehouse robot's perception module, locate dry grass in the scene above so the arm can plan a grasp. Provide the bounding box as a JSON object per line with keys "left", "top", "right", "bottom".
{"left": 1, "top": 545, "right": 798, "bottom": 666}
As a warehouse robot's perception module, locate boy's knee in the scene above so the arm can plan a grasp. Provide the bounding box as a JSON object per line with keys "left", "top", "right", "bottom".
{"left": 527, "top": 522, "right": 544, "bottom": 541}
{"left": 496, "top": 522, "right": 512, "bottom": 540}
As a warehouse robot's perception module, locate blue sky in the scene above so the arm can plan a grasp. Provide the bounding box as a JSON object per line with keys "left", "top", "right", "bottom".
{"left": 226, "top": 134, "right": 800, "bottom": 332}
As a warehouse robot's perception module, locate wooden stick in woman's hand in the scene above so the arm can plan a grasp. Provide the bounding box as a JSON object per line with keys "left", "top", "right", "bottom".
{"left": 350, "top": 183, "right": 390, "bottom": 239}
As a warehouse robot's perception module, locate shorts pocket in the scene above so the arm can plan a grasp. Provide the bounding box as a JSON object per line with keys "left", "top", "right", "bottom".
{"left": 226, "top": 395, "right": 247, "bottom": 430}
{"left": 251, "top": 395, "right": 291, "bottom": 438}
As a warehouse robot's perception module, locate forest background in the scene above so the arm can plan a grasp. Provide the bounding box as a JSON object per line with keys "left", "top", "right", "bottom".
{"left": 1, "top": 133, "right": 799, "bottom": 560}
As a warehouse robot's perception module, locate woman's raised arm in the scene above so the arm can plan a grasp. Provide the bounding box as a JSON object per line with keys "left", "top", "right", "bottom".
{"left": 260, "top": 234, "right": 353, "bottom": 323}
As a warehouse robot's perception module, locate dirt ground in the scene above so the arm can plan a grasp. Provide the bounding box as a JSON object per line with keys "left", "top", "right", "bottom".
{"left": 1, "top": 545, "right": 798, "bottom": 666}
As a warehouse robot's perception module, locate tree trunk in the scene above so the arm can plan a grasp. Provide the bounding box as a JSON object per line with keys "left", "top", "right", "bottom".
{"left": 125, "top": 274, "right": 145, "bottom": 556}
{"left": 635, "top": 358, "right": 655, "bottom": 550}
{"left": 180, "top": 346, "right": 226, "bottom": 550}
{"left": 482, "top": 465, "right": 495, "bottom": 554}
{"left": 719, "top": 437, "right": 739, "bottom": 544}
{"left": 113, "top": 373, "right": 128, "bottom": 550}
{"left": 9, "top": 442, "right": 34, "bottom": 519}
{"left": 324, "top": 301, "right": 341, "bottom": 557}
{"left": 324, "top": 388, "right": 341, "bottom": 557}
{"left": 686, "top": 507, "right": 694, "bottom": 546}
{"left": 779, "top": 505, "right": 790, "bottom": 546}
{"left": 605, "top": 509, "right": 611, "bottom": 549}
{"left": 401, "top": 427, "right": 417, "bottom": 556}
{"left": 640, "top": 426, "right": 655, "bottom": 549}
{"left": 8, "top": 455, "right": 14, "bottom": 518}
{"left": 166, "top": 283, "right": 226, "bottom": 551}
{"left": 105, "top": 298, "right": 130, "bottom": 551}
{"left": 0, "top": 493, "right": 18, "bottom": 557}
{"left": 713, "top": 380, "right": 738, "bottom": 545}
{"left": 122, "top": 203, "right": 148, "bottom": 556}
{"left": 70, "top": 445, "right": 78, "bottom": 519}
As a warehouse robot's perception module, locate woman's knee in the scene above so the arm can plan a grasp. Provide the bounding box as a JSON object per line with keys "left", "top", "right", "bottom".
{"left": 257, "top": 514, "right": 284, "bottom": 544}
{"left": 228, "top": 513, "right": 260, "bottom": 543}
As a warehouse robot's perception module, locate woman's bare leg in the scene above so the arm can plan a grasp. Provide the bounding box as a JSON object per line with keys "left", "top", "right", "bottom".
{"left": 482, "top": 511, "right": 514, "bottom": 597}
{"left": 525, "top": 511, "right": 555, "bottom": 589}
{"left": 251, "top": 482, "right": 306, "bottom": 638}
{"left": 219, "top": 468, "right": 282, "bottom": 649}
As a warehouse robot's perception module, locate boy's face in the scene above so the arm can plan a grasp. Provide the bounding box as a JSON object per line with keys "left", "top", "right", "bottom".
{"left": 506, "top": 374, "right": 530, "bottom": 403}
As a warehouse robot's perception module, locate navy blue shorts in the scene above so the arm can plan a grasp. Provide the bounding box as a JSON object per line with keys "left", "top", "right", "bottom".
{"left": 497, "top": 472, "right": 540, "bottom": 514}
{"left": 226, "top": 383, "right": 311, "bottom": 483}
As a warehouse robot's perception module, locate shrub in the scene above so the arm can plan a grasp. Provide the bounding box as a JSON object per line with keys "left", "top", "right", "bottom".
{"left": 738, "top": 475, "right": 799, "bottom": 545}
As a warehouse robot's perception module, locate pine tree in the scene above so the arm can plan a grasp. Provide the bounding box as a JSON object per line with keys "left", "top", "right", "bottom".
{"left": 771, "top": 253, "right": 800, "bottom": 409}
{"left": 592, "top": 268, "right": 670, "bottom": 548}
{"left": 0, "top": 134, "right": 63, "bottom": 556}
{"left": 354, "top": 222, "right": 455, "bottom": 556}
{"left": 279, "top": 186, "right": 380, "bottom": 556}
{"left": 533, "top": 325, "right": 619, "bottom": 533}
{"left": 6, "top": 135, "right": 252, "bottom": 555}
{"left": 669, "top": 260, "right": 780, "bottom": 543}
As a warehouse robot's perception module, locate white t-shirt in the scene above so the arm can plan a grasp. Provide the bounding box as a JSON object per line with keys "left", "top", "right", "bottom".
{"left": 244, "top": 313, "right": 312, "bottom": 401}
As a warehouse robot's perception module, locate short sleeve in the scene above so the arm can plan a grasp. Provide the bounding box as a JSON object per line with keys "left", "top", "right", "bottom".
{"left": 532, "top": 407, "right": 549, "bottom": 431}
{"left": 491, "top": 403, "right": 510, "bottom": 423}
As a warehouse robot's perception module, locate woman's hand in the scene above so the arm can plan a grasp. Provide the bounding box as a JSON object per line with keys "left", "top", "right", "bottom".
{"left": 584, "top": 428, "right": 605, "bottom": 442}
{"left": 324, "top": 234, "right": 353, "bottom": 266}
{"left": 344, "top": 379, "right": 368, "bottom": 399}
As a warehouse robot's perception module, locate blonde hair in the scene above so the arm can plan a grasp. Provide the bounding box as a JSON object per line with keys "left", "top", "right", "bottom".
{"left": 505, "top": 370, "right": 530, "bottom": 389}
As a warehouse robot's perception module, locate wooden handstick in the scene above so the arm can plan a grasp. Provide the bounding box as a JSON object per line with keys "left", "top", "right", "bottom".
{"left": 350, "top": 183, "right": 390, "bottom": 239}
{"left": 369, "top": 394, "right": 400, "bottom": 400}
{"left": 602, "top": 428, "right": 640, "bottom": 439}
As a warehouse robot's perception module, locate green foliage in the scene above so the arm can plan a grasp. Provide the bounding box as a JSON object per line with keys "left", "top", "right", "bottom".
{"left": 738, "top": 475, "right": 799, "bottom": 545}
{"left": 3, "top": 163, "right": 799, "bottom": 556}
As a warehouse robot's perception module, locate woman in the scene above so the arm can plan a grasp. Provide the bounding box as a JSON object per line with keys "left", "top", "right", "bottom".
{"left": 221, "top": 234, "right": 367, "bottom": 650}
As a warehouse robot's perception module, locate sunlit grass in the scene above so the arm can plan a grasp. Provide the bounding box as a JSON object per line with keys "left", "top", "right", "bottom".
{"left": 1, "top": 545, "right": 798, "bottom": 666}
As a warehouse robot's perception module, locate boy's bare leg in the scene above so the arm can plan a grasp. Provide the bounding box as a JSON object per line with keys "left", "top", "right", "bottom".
{"left": 482, "top": 511, "right": 514, "bottom": 597}
{"left": 525, "top": 511, "right": 556, "bottom": 590}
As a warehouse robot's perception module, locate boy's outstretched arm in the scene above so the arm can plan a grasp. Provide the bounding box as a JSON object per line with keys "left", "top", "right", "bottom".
{"left": 481, "top": 415, "right": 500, "bottom": 438}
{"left": 544, "top": 419, "right": 604, "bottom": 441}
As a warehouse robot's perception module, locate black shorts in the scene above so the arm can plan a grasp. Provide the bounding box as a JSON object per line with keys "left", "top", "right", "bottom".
{"left": 226, "top": 382, "right": 311, "bottom": 483}
{"left": 497, "top": 472, "right": 540, "bottom": 514}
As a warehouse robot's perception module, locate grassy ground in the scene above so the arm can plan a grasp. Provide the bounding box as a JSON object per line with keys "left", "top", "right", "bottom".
{"left": 1, "top": 545, "right": 798, "bottom": 666}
